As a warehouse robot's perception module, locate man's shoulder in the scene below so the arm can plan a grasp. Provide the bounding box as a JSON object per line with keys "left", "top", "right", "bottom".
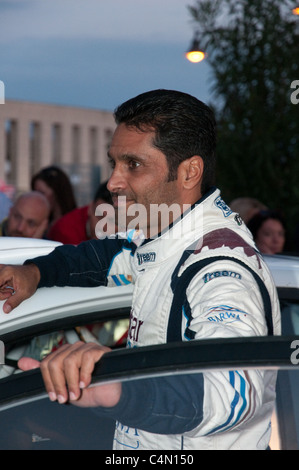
{"left": 196, "top": 228, "right": 256, "bottom": 257}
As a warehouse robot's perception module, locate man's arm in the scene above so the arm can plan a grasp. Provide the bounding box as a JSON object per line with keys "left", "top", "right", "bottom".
{"left": 25, "top": 238, "right": 128, "bottom": 289}
{"left": 0, "top": 236, "right": 133, "bottom": 313}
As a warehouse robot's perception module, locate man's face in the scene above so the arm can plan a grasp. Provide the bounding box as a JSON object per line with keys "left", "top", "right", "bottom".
{"left": 107, "top": 124, "right": 184, "bottom": 237}
{"left": 7, "top": 198, "right": 49, "bottom": 238}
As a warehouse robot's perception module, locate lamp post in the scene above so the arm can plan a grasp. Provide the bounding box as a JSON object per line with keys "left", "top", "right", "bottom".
{"left": 185, "top": 33, "right": 205, "bottom": 63}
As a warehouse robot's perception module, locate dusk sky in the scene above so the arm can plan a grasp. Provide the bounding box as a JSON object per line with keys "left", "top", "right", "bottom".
{"left": 0, "top": 0, "right": 212, "bottom": 112}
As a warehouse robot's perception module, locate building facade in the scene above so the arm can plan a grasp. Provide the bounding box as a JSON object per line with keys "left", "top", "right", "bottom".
{"left": 0, "top": 100, "right": 115, "bottom": 204}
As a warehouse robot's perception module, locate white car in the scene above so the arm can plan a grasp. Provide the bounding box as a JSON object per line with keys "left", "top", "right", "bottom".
{"left": 0, "top": 238, "right": 299, "bottom": 450}
{"left": 0, "top": 238, "right": 132, "bottom": 337}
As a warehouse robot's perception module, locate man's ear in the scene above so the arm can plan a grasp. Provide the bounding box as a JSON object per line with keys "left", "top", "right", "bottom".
{"left": 180, "top": 156, "right": 204, "bottom": 190}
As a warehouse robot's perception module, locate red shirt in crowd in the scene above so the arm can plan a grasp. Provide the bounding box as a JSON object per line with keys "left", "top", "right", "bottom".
{"left": 47, "top": 205, "right": 90, "bottom": 245}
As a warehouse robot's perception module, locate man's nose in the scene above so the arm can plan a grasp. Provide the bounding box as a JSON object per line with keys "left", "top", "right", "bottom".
{"left": 107, "top": 166, "right": 127, "bottom": 193}
{"left": 17, "top": 220, "right": 27, "bottom": 234}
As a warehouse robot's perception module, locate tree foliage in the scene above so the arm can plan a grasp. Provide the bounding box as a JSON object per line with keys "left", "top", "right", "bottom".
{"left": 188, "top": 0, "right": 299, "bottom": 245}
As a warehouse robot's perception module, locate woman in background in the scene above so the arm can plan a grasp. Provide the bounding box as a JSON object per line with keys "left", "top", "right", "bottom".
{"left": 247, "top": 210, "right": 286, "bottom": 255}
{"left": 31, "top": 166, "right": 77, "bottom": 228}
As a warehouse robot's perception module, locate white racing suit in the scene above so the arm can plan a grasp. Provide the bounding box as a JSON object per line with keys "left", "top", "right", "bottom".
{"left": 29, "top": 187, "right": 281, "bottom": 450}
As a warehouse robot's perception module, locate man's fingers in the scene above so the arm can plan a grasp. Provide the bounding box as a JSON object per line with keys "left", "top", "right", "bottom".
{"left": 33, "top": 218, "right": 49, "bottom": 239}
{"left": 2, "top": 284, "right": 32, "bottom": 313}
{"left": 0, "top": 287, "right": 14, "bottom": 311}
{"left": 0, "top": 268, "right": 14, "bottom": 301}
{"left": 3, "top": 293, "right": 23, "bottom": 313}
{"left": 18, "top": 357, "right": 40, "bottom": 371}
{"left": 61, "top": 342, "right": 108, "bottom": 402}
{"left": 40, "top": 343, "right": 75, "bottom": 403}
{"left": 0, "top": 264, "right": 41, "bottom": 313}
{"left": 38, "top": 342, "right": 110, "bottom": 405}
{"left": 78, "top": 343, "right": 109, "bottom": 390}
{"left": 40, "top": 342, "right": 86, "bottom": 404}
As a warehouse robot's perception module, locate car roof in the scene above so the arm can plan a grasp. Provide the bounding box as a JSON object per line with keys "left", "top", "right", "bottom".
{"left": 1, "top": 239, "right": 299, "bottom": 336}
{"left": 264, "top": 254, "right": 299, "bottom": 289}
{"left": 0, "top": 237, "right": 62, "bottom": 264}
{"left": 0, "top": 238, "right": 133, "bottom": 336}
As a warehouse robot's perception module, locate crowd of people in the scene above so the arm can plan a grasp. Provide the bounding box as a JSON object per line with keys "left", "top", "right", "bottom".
{"left": 0, "top": 170, "right": 295, "bottom": 255}
{"left": 0, "top": 166, "right": 113, "bottom": 245}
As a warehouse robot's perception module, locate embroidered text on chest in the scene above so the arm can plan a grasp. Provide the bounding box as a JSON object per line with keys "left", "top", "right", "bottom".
{"left": 136, "top": 252, "right": 156, "bottom": 266}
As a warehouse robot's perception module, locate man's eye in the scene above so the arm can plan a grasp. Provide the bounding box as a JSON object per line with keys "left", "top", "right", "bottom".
{"left": 13, "top": 213, "right": 21, "bottom": 222}
{"left": 128, "top": 160, "right": 140, "bottom": 169}
{"left": 108, "top": 158, "right": 115, "bottom": 169}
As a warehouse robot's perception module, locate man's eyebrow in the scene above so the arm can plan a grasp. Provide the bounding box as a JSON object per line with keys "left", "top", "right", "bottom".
{"left": 107, "top": 151, "right": 145, "bottom": 162}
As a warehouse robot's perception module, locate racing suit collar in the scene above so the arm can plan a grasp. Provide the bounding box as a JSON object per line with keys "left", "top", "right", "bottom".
{"left": 132, "top": 187, "right": 219, "bottom": 270}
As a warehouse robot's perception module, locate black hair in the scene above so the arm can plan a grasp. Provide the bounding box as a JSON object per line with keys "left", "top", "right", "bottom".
{"left": 31, "top": 165, "right": 77, "bottom": 217}
{"left": 114, "top": 89, "right": 216, "bottom": 194}
{"left": 247, "top": 210, "right": 286, "bottom": 239}
{"left": 93, "top": 180, "right": 112, "bottom": 204}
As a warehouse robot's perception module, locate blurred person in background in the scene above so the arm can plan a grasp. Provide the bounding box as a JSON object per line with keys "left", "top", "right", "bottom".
{"left": 0, "top": 192, "right": 12, "bottom": 222}
{"left": 0, "top": 191, "right": 50, "bottom": 238}
{"left": 247, "top": 210, "right": 286, "bottom": 255}
{"left": 47, "top": 181, "right": 113, "bottom": 245}
{"left": 229, "top": 197, "right": 268, "bottom": 225}
{"left": 31, "top": 166, "right": 77, "bottom": 229}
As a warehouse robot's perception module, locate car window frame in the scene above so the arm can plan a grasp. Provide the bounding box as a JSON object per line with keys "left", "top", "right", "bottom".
{"left": 1, "top": 334, "right": 298, "bottom": 407}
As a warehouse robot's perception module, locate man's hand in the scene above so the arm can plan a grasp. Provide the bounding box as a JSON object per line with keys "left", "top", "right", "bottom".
{"left": 19, "top": 342, "right": 122, "bottom": 408}
{"left": 32, "top": 218, "right": 49, "bottom": 239}
{"left": 0, "top": 264, "right": 41, "bottom": 313}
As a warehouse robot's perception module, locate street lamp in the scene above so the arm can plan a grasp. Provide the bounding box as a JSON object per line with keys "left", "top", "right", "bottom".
{"left": 292, "top": 7, "right": 299, "bottom": 15}
{"left": 185, "top": 33, "right": 205, "bottom": 63}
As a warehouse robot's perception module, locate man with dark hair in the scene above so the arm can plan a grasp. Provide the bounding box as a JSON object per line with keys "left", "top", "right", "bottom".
{"left": 0, "top": 89, "right": 280, "bottom": 450}
{"left": 114, "top": 89, "right": 216, "bottom": 191}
